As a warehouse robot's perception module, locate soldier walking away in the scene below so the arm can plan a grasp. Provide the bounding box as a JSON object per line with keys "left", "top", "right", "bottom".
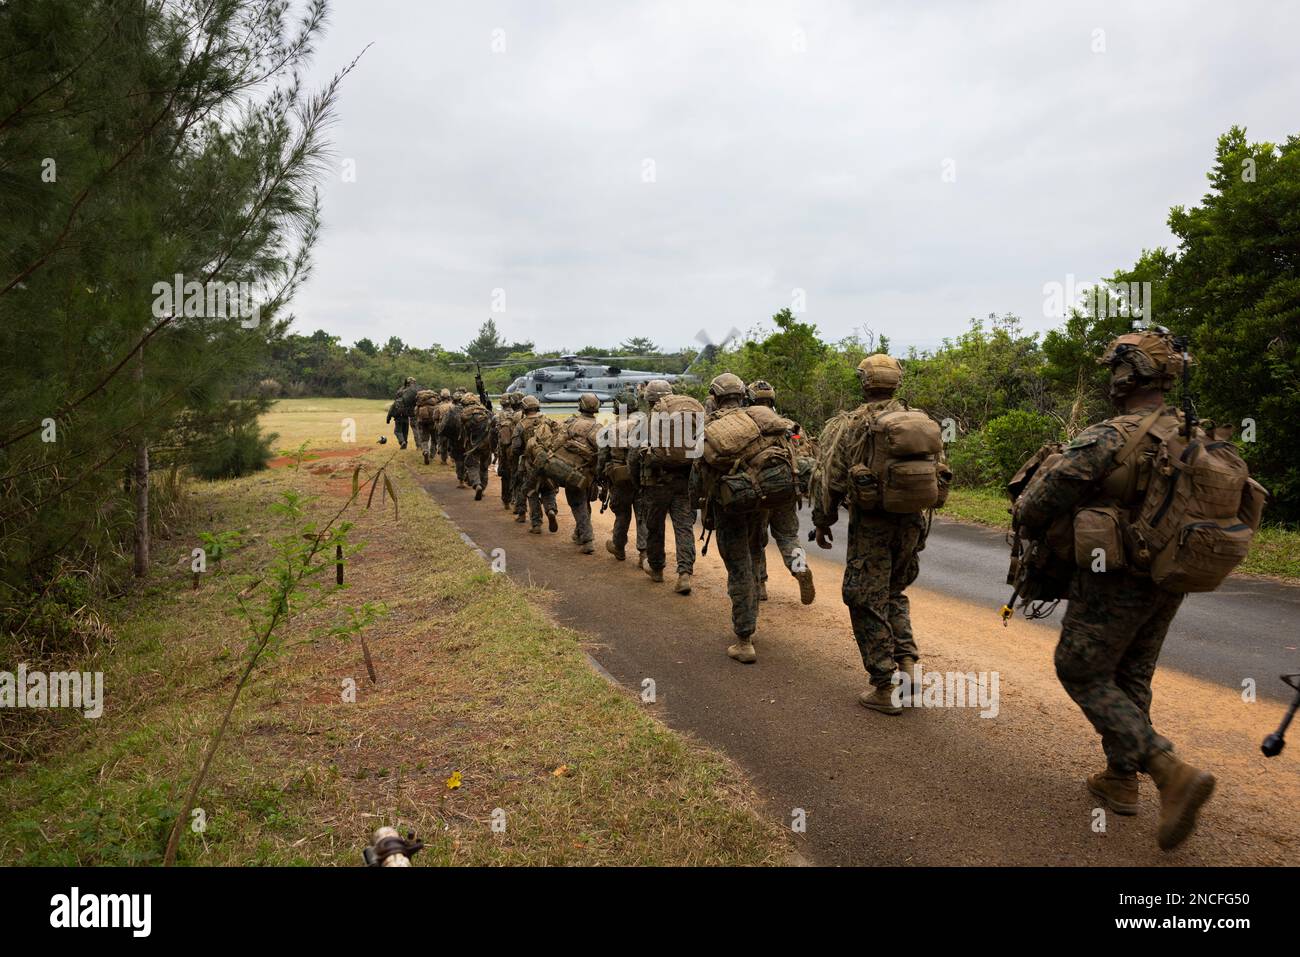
{"left": 812, "top": 354, "right": 948, "bottom": 713}
{"left": 387, "top": 376, "right": 419, "bottom": 449}
{"left": 747, "top": 379, "right": 815, "bottom": 605}
{"left": 629, "top": 379, "right": 698, "bottom": 593}
{"left": 431, "top": 389, "right": 454, "bottom": 463}
{"left": 512, "top": 395, "right": 559, "bottom": 534}
{"left": 598, "top": 398, "right": 648, "bottom": 564}
{"left": 558, "top": 393, "right": 603, "bottom": 554}
{"left": 1011, "top": 330, "right": 1263, "bottom": 851}
{"left": 495, "top": 393, "right": 522, "bottom": 510}
{"left": 458, "top": 393, "right": 493, "bottom": 500}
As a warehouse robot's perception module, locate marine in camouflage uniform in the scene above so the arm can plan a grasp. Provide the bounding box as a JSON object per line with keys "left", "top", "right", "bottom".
{"left": 561, "top": 393, "right": 602, "bottom": 554}
{"left": 495, "top": 393, "right": 522, "bottom": 509}
{"left": 511, "top": 395, "right": 559, "bottom": 534}
{"left": 746, "top": 379, "right": 815, "bottom": 605}
{"left": 1013, "top": 330, "right": 1216, "bottom": 852}
{"left": 458, "top": 392, "right": 493, "bottom": 500}
{"left": 388, "top": 377, "right": 418, "bottom": 449}
{"left": 430, "top": 389, "right": 453, "bottom": 463}
{"left": 629, "top": 379, "right": 695, "bottom": 591}
{"left": 812, "top": 355, "right": 930, "bottom": 713}
{"left": 598, "top": 404, "right": 648, "bottom": 563}
{"left": 689, "top": 373, "right": 768, "bottom": 662}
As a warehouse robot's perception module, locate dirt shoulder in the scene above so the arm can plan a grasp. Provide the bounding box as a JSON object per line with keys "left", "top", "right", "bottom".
{"left": 0, "top": 451, "right": 789, "bottom": 866}
{"left": 415, "top": 457, "right": 1300, "bottom": 866}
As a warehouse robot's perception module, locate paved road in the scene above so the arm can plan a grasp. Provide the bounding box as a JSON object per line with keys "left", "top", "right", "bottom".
{"left": 795, "top": 505, "right": 1300, "bottom": 703}
{"left": 412, "top": 462, "right": 1300, "bottom": 866}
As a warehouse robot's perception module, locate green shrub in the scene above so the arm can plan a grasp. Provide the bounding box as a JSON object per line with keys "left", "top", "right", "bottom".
{"left": 190, "top": 422, "right": 277, "bottom": 480}
{"left": 979, "top": 410, "right": 1062, "bottom": 486}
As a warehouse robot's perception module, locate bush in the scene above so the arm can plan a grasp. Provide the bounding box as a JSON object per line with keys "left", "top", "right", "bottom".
{"left": 190, "top": 421, "right": 277, "bottom": 480}
{"left": 979, "top": 410, "right": 1062, "bottom": 486}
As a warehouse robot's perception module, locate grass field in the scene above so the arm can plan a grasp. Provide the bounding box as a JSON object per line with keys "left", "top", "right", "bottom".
{"left": 0, "top": 401, "right": 789, "bottom": 865}
{"left": 943, "top": 486, "right": 1300, "bottom": 581}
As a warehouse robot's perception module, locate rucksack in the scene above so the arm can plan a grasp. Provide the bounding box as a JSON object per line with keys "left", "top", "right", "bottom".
{"left": 460, "top": 403, "right": 492, "bottom": 450}
{"left": 814, "top": 402, "right": 947, "bottom": 515}
{"left": 1122, "top": 412, "right": 1264, "bottom": 592}
{"left": 1008, "top": 408, "right": 1267, "bottom": 597}
{"left": 416, "top": 389, "right": 439, "bottom": 407}
{"left": 702, "top": 406, "right": 798, "bottom": 514}
{"left": 523, "top": 415, "right": 561, "bottom": 472}
{"left": 645, "top": 394, "right": 706, "bottom": 468}
{"left": 541, "top": 415, "right": 601, "bottom": 492}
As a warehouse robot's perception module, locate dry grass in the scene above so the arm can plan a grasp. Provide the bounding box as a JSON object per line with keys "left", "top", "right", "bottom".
{"left": 0, "top": 449, "right": 788, "bottom": 866}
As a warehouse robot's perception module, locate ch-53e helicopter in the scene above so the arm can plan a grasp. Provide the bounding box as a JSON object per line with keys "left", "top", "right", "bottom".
{"left": 450, "top": 353, "right": 703, "bottom": 404}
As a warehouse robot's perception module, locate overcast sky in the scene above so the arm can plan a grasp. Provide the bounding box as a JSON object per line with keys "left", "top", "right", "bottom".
{"left": 295, "top": 0, "right": 1300, "bottom": 355}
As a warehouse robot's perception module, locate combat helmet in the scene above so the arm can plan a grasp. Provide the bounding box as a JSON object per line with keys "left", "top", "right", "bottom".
{"left": 747, "top": 379, "right": 776, "bottom": 407}
{"left": 708, "top": 372, "right": 746, "bottom": 401}
{"left": 460, "top": 392, "right": 479, "bottom": 406}
{"left": 439, "top": 388, "right": 451, "bottom": 400}
{"left": 521, "top": 395, "right": 541, "bottom": 413}
{"left": 578, "top": 392, "right": 600, "bottom": 413}
{"left": 857, "top": 354, "right": 902, "bottom": 393}
{"left": 1099, "top": 329, "right": 1185, "bottom": 397}
{"left": 643, "top": 379, "right": 673, "bottom": 406}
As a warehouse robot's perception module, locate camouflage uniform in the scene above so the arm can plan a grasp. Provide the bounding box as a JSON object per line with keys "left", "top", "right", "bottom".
{"left": 1015, "top": 400, "right": 1180, "bottom": 773}
{"left": 813, "top": 394, "right": 927, "bottom": 690}
{"left": 386, "top": 397, "right": 409, "bottom": 449}
{"left": 632, "top": 453, "right": 695, "bottom": 575}
{"left": 597, "top": 412, "right": 647, "bottom": 557}
{"left": 512, "top": 406, "right": 558, "bottom": 530}
{"left": 496, "top": 397, "right": 521, "bottom": 509}
{"left": 560, "top": 396, "right": 602, "bottom": 551}
{"left": 753, "top": 503, "right": 804, "bottom": 587}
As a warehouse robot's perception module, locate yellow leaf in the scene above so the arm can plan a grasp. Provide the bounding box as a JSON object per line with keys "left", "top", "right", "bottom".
{"left": 552, "top": 764, "right": 569, "bottom": 777}
{"left": 446, "top": 771, "right": 462, "bottom": 790}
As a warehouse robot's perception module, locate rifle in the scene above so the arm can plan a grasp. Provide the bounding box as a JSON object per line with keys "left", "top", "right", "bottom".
{"left": 1173, "top": 334, "right": 1197, "bottom": 438}
{"left": 1262, "top": 673, "right": 1300, "bottom": 757}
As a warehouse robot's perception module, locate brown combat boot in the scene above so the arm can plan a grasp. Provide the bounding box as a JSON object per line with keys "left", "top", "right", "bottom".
{"left": 1087, "top": 765, "right": 1139, "bottom": 816}
{"left": 757, "top": 581, "right": 768, "bottom": 601}
{"left": 546, "top": 510, "right": 558, "bottom": 533}
{"left": 637, "top": 549, "right": 647, "bottom": 571}
{"left": 794, "top": 567, "right": 815, "bottom": 605}
{"left": 646, "top": 565, "right": 664, "bottom": 583}
{"left": 1146, "top": 749, "right": 1216, "bottom": 851}
{"left": 474, "top": 485, "right": 484, "bottom": 501}
{"left": 606, "top": 539, "right": 625, "bottom": 561}
{"left": 528, "top": 525, "right": 542, "bottom": 535}
{"left": 579, "top": 541, "right": 595, "bottom": 555}
{"left": 895, "top": 657, "right": 919, "bottom": 705}
{"left": 674, "top": 572, "right": 691, "bottom": 595}
{"left": 858, "top": 684, "right": 902, "bottom": 715}
{"left": 514, "top": 512, "right": 527, "bottom": 524}
{"left": 727, "top": 637, "right": 757, "bottom": 664}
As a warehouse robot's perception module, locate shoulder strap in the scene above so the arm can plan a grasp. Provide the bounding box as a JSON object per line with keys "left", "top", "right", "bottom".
{"left": 1112, "top": 407, "right": 1168, "bottom": 466}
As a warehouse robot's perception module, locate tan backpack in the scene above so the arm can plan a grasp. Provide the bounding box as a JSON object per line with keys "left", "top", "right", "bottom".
{"left": 645, "top": 394, "right": 706, "bottom": 468}
{"left": 817, "top": 404, "right": 946, "bottom": 514}
{"left": 702, "top": 406, "right": 798, "bottom": 514}
{"left": 539, "top": 415, "right": 600, "bottom": 491}
{"left": 1120, "top": 412, "right": 1265, "bottom": 592}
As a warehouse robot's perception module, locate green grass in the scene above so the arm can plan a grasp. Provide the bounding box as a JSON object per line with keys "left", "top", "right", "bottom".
{"left": 0, "top": 453, "right": 789, "bottom": 866}
{"left": 942, "top": 485, "right": 1300, "bottom": 581}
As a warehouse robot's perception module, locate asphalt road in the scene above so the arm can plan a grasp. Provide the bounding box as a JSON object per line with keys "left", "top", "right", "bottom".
{"left": 412, "top": 462, "right": 1300, "bottom": 866}
{"left": 796, "top": 505, "right": 1300, "bottom": 703}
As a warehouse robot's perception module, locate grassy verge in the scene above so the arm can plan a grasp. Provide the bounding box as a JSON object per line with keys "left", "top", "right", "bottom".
{"left": 0, "top": 452, "right": 788, "bottom": 865}
{"left": 941, "top": 486, "right": 1300, "bottom": 581}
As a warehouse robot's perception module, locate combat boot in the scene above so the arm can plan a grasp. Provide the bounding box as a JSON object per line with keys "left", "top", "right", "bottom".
{"left": 1087, "top": 765, "right": 1139, "bottom": 816}
{"left": 514, "top": 512, "right": 527, "bottom": 524}
{"left": 794, "top": 567, "right": 815, "bottom": 605}
{"left": 757, "top": 581, "right": 768, "bottom": 601}
{"left": 895, "top": 656, "right": 919, "bottom": 704}
{"left": 858, "top": 685, "right": 902, "bottom": 715}
{"left": 1146, "top": 749, "right": 1216, "bottom": 851}
{"left": 457, "top": 479, "right": 466, "bottom": 489}
{"left": 646, "top": 565, "right": 664, "bottom": 583}
{"left": 606, "top": 539, "right": 625, "bottom": 561}
{"left": 546, "top": 510, "right": 558, "bottom": 533}
{"left": 474, "top": 485, "right": 484, "bottom": 501}
{"left": 727, "top": 637, "right": 757, "bottom": 664}
{"left": 579, "top": 541, "right": 595, "bottom": 555}
{"left": 423, "top": 450, "right": 431, "bottom": 465}
{"left": 674, "top": 572, "right": 691, "bottom": 595}
{"left": 528, "top": 525, "right": 542, "bottom": 535}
